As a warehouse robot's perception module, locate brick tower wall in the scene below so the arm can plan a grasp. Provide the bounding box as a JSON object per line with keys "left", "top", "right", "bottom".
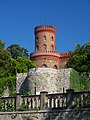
{"left": 34, "top": 25, "right": 56, "bottom": 52}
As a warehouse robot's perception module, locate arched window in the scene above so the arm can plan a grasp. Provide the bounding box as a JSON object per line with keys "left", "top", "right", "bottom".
{"left": 44, "top": 35, "right": 46, "bottom": 40}
{"left": 43, "top": 44, "right": 47, "bottom": 51}
{"left": 36, "top": 45, "right": 39, "bottom": 51}
{"left": 36, "top": 36, "right": 38, "bottom": 39}
{"left": 53, "top": 65, "right": 58, "bottom": 69}
{"left": 51, "top": 36, "right": 54, "bottom": 41}
{"left": 42, "top": 64, "right": 47, "bottom": 68}
{"left": 51, "top": 45, "right": 54, "bottom": 51}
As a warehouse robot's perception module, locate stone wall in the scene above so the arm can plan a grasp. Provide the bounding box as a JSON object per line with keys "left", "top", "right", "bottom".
{"left": 16, "top": 73, "right": 28, "bottom": 93}
{"left": 16, "top": 68, "right": 71, "bottom": 95}
{"left": 0, "top": 109, "right": 90, "bottom": 120}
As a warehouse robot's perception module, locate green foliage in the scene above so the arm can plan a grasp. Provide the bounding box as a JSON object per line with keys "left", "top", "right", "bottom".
{"left": 69, "top": 43, "right": 90, "bottom": 91}
{"left": 0, "top": 40, "right": 36, "bottom": 96}
{"left": 0, "top": 99, "right": 15, "bottom": 111}
{"left": 20, "top": 99, "right": 29, "bottom": 111}
{"left": 7, "top": 44, "right": 29, "bottom": 59}
{"left": 0, "top": 39, "right": 5, "bottom": 49}
{"left": 68, "top": 43, "right": 90, "bottom": 72}
{"left": 70, "top": 69, "right": 90, "bottom": 91}
{"left": 0, "top": 76, "right": 16, "bottom": 96}
{"left": 16, "top": 56, "right": 36, "bottom": 73}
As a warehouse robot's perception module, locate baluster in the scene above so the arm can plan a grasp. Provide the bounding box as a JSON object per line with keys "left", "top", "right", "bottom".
{"left": 77, "top": 97, "right": 79, "bottom": 107}
{"left": 81, "top": 94, "right": 84, "bottom": 107}
{"left": 2, "top": 100, "right": 3, "bottom": 111}
{"left": 47, "top": 98, "right": 50, "bottom": 109}
{"left": 5, "top": 100, "right": 7, "bottom": 111}
{"left": 73, "top": 97, "right": 77, "bottom": 107}
{"left": 38, "top": 97, "right": 40, "bottom": 110}
{"left": 35, "top": 97, "right": 37, "bottom": 109}
{"left": 51, "top": 98, "right": 54, "bottom": 108}
{"left": 10, "top": 99, "right": 13, "bottom": 111}
{"left": 28, "top": 98, "right": 31, "bottom": 109}
{"left": 35, "top": 97, "right": 39, "bottom": 109}
{"left": 33, "top": 97, "right": 35, "bottom": 109}
{"left": 57, "top": 97, "right": 60, "bottom": 108}
{"left": 60, "top": 96, "right": 62, "bottom": 108}
{"left": 56, "top": 98, "right": 58, "bottom": 108}
{"left": 64, "top": 97, "right": 66, "bottom": 107}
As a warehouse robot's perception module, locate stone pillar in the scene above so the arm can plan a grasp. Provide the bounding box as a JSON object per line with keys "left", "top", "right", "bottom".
{"left": 66, "top": 89, "right": 74, "bottom": 108}
{"left": 15, "top": 93, "right": 22, "bottom": 111}
{"left": 40, "top": 91, "right": 48, "bottom": 110}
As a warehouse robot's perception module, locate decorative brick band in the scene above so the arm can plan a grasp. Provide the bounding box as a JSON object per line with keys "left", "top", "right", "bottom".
{"left": 30, "top": 51, "right": 69, "bottom": 63}
{"left": 31, "top": 55, "right": 60, "bottom": 62}
{"left": 34, "top": 25, "right": 56, "bottom": 34}
{"left": 30, "top": 51, "right": 60, "bottom": 57}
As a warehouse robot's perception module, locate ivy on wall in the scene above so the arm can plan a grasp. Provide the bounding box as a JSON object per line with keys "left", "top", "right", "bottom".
{"left": 0, "top": 76, "right": 16, "bottom": 96}
{"left": 70, "top": 69, "right": 90, "bottom": 92}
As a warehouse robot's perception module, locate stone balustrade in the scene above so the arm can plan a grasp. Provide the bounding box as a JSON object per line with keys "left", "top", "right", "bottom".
{"left": 46, "top": 93, "right": 67, "bottom": 109}
{"left": 0, "top": 89, "right": 90, "bottom": 112}
{"left": 0, "top": 97, "right": 15, "bottom": 111}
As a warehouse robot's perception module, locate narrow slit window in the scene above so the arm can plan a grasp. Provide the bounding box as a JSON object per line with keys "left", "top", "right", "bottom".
{"left": 36, "top": 45, "right": 39, "bottom": 51}
{"left": 51, "top": 36, "right": 54, "bottom": 41}
{"left": 51, "top": 45, "right": 54, "bottom": 51}
{"left": 44, "top": 35, "right": 46, "bottom": 40}
{"left": 43, "top": 44, "right": 47, "bottom": 51}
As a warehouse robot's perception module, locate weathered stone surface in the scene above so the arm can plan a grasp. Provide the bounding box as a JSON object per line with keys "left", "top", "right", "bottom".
{"left": 16, "top": 68, "right": 71, "bottom": 95}
{"left": 0, "top": 109, "right": 90, "bottom": 120}
{"left": 16, "top": 73, "right": 28, "bottom": 93}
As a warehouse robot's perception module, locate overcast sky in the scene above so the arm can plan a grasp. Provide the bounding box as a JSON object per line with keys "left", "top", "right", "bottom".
{"left": 0, "top": 0, "right": 90, "bottom": 54}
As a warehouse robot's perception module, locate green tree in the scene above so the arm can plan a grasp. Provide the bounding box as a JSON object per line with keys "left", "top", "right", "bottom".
{"left": 70, "top": 69, "right": 90, "bottom": 91}
{"left": 68, "top": 43, "right": 90, "bottom": 91}
{"left": 0, "top": 40, "right": 36, "bottom": 96}
{"left": 0, "top": 39, "right": 5, "bottom": 49}
{"left": 16, "top": 56, "right": 36, "bottom": 73}
{"left": 68, "top": 43, "right": 90, "bottom": 72}
{"left": 7, "top": 44, "right": 29, "bottom": 59}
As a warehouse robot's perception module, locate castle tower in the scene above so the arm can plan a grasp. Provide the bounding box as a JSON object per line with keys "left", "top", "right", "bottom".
{"left": 30, "top": 25, "right": 60, "bottom": 68}
{"left": 34, "top": 25, "right": 56, "bottom": 52}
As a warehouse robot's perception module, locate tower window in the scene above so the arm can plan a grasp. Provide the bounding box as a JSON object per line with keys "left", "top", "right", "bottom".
{"left": 43, "top": 44, "right": 47, "bottom": 51}
{"left": 44, "top": 35, "right": 46, "bottom": 40}
{"left": 36, "top": 45, "right": 39, "bottom": 51}
{"left": 51, "top": 45, "right": 54, "bottom": 51}
{"left": 53, "top": 65, "right": 58, "bottom": 69}
{"left": 36, "top": 36, "right": 38, "bottom": 40}
{"left": 36, "top": 36, "right": 39, "bottom": 42}
{"left": 51, "top": 36, "right": 54, "bottom": 41}
{"left": 42, "top": 64, "right": 47, "bottom": 68}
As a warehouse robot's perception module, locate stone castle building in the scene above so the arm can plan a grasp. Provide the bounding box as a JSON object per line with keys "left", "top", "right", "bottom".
{"left": 30, "top": 25, "right": 69, "bottom": 69}
{"left": 16, "top": 25, "right": 71, "bottom": 95}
